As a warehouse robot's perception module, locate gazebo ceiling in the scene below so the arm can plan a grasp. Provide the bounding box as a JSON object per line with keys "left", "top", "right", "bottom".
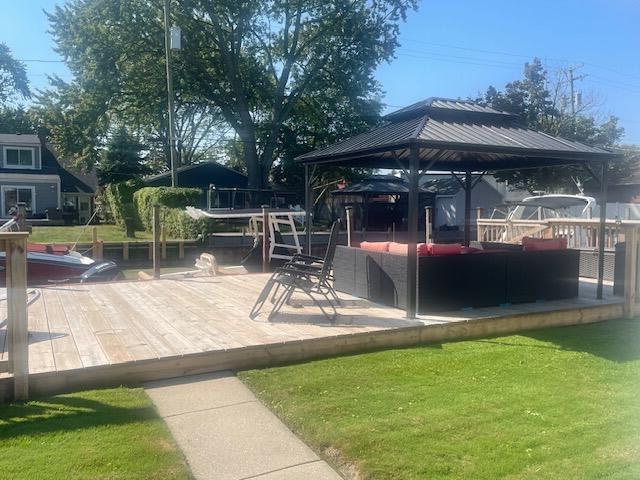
{"left": 295, "top": 97, "right": 620, "bottom": 170}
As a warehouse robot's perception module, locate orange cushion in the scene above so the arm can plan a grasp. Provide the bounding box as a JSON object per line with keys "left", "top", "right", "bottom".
{"left": 360, "top": 241, "right": 390, "bottom": 252}
{"left": 522, "top": 237, "right": 567, "bottom": 251}
{"left": 428, "top": 243, "right": 463, "bottom": 255}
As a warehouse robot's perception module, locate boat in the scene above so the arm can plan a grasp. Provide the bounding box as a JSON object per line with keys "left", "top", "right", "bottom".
{"left": 0, "top": 218, "right": 122, "bottom": 285}
{"left": 491, "top": 194, "right": 596, "bottom": 221}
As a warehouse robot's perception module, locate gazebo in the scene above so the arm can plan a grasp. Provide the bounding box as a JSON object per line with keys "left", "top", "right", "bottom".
{"left": 296, "top": 97, "right": 621, "bottom": 317}
{"left": 331, "top": 175, "right": 435, "bottom": 231}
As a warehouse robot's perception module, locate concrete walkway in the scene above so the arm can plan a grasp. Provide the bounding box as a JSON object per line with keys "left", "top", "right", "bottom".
{"left": 145, "top": 372, "right": 343, "bottom": 480}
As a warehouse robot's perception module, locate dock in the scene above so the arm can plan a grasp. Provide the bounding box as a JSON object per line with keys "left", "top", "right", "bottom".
{"left": 0, "top": 273, "right": 623, "bottom": 399}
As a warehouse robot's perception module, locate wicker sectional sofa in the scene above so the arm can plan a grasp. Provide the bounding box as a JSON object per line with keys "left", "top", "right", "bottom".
{"left": 333, "top": 244, "right": 580, "bottom": 313}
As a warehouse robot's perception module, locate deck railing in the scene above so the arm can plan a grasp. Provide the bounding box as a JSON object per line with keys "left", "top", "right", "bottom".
{"left": 0, "top": 232, "right": 29, "bottom": 400}
{"left": 477, "top": 217, "right": 640, "bottom": 250}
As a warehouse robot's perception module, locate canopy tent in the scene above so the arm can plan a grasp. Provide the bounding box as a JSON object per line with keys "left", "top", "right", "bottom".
{"left": 296, "top": 97, "right": 622, "bottom": 317}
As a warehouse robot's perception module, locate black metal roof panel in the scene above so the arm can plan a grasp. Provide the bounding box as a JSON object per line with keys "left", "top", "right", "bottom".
{"left": 145, "top": 161, "right": 248, "bottom": 189}
{"left": 296, "top": 97, "right": 618, "bottom": 168}
{"left": 383, "top": 97, "right": 514, "bottom": 122}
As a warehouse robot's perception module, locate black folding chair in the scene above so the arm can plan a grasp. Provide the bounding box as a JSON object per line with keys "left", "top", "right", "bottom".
{"left": 250, "top": 219, "right": 341, "bottom": 321}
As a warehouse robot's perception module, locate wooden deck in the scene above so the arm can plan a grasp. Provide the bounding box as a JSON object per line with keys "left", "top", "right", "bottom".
{"left": 0, "top": 274, "right": 624, "bottom": 398}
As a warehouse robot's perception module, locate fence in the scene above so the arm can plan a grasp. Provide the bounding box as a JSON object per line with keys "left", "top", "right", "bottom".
{"left": 476, "top": 216, "right": 640, "bottom": 250}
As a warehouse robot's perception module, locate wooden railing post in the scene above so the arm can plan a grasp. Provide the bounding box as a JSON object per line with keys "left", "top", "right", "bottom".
{"left": 261, "top": 205, "right": 270, "bottom": 273}
{"left": 153, "top": 205, "right": 161, "bottom": 279}
{"left": 476, "top": 208, "right": 483, "bottom": 241}
{"left": 345, "top": 206, "right": 353, "bottom": 247}
{"left": 5, "top": 233, "right": 29, "bottom": 400}
{"left": 424, "top": 206, "right": 432, "bottom": 243}
{"left": 623, "top": 226, "right": 638, "bottom": 318}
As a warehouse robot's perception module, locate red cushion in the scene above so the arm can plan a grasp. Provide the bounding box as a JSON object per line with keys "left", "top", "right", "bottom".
{"left": 387, "top": 242, "right": 430, "bottom": 256}
{"left": 360, "top": 241, "right": 390, "bottom": 253}
{"left": 522, "top": 237, "right": 567, "bottom": 251}
{"left": 428, "top": 243, "right": 463, "bottom": 255}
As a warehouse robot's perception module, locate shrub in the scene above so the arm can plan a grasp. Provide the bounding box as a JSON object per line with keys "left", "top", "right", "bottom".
{"left": 133, "top": 186, "right": 204, "bottom": 239}
{"left": 103, "top": 179, "right": 144, "bottom": 233}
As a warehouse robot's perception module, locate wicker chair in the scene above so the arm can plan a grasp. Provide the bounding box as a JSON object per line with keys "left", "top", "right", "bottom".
{"left": 250, "top": 219, "right": 341, "bottom": 321}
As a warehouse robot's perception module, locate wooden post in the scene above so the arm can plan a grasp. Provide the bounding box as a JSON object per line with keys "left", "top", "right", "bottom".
{"left": 476, "top": 208, "right": 483, "bottom": 241}
{"left": 148, "top": 242, "right": 153, "bottom": 261}
{"left": 623, "top": 226, "right": 638, "bottom": 318}
{"left": 122, "top": 242, "right": 129, "bottom": 261}
{"left": 463, "top": 171, "right": 472, "bottom": 247}
{"left": 261, "top": 205, "right": 270, "bottom": 273}
{"left": 153, "top": 205, "right": 161, "bottom": 279}
{"left": 178, "top": 240, "right": 185, "bottom": 260}
{"left": 5, "top": 233, "right": 29, "bottom": 400}
{"left": 345, "top": 206, "right": 354, "bottom": 247}
{"left": 161, "top": 226, "right": 167, "bottom": 260}
{"left": 92, "top": 226, "right": 100, "bottom": 259}
{"left": 424, "top": 206, "right": 432, "bottom": 242}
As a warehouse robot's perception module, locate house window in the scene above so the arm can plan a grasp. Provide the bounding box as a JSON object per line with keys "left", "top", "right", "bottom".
{"left": 4, "top": 147, "right": 35, "bottom": 169}
{"left": 2, "top": 186, "right": 35, "bottom": 217}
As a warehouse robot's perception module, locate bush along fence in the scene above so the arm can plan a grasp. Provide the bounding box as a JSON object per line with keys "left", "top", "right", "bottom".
{"left": 104, "top": 182, "right": 212, "bottom": 239}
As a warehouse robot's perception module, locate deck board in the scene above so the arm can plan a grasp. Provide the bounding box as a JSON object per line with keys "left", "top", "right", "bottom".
{"left": 0, "top": 273, "right": 625, "bottom": 396}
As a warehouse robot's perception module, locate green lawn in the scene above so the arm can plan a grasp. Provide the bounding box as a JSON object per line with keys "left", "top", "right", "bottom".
{"left": 240, "top": 319, "right": 640, "bottom": 479}
{"left": 0, "top": 387, "right": 192, "bottom": 480}
{"left": 30, "top": 225, "right": 154, "bottom": 243}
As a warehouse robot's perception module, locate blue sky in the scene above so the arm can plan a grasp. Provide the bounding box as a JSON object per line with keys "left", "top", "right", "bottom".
{"left": 2, "top": 0, "right": 639, "bottom": 143}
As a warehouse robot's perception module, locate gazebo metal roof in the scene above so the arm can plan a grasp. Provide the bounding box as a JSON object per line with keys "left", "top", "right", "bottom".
{"left": 296, "top": 97, "right": 619, "bottom": 170}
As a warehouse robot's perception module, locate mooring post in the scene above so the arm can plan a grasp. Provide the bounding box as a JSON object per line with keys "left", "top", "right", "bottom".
{"left": 153, "top": 205, "right": 161, "bottom": 279}
{"left": 262, "top": 205, "right": 270, "bottom": 273}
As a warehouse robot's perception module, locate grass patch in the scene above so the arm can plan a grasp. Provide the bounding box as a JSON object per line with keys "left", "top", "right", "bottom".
{"left": 30, "top": 225, "right": 156, "bottom": 243}
{"left": 240, "top": 319, "right": 640, "bottom": 479}
{"left": 0, "top": 387, "right": 192, "bottom": 480}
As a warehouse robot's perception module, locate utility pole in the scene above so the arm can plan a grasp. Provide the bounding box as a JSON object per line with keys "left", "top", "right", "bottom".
{"left": 163, "top": 0, "right": 178, "bottom": 187}
{"left": 565, "top": 65, "right": 587, "bottom": 135}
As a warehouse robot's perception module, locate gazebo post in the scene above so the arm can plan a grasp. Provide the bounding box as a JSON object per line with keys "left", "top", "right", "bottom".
{"left": 304, "top": 164, "right": 312, "bottom": 254}
{"left": 596, "top": 160, "right": 609, "bottom": 299}
{"left": 406, "top": 146, "right": 420, "bottom": 318}
{"left": 463, "top": 170, "right": 473, "bottom": 247}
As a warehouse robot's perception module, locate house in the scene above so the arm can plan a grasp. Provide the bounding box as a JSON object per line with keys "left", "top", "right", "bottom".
{"left": 0, "top": 133, "right": 95, "bottom": 223}
{"left": 419, "top": 174, "right": 523, "bottom": 229}
{"left": 144, "top": 161, "right": 298, "bottom": 209}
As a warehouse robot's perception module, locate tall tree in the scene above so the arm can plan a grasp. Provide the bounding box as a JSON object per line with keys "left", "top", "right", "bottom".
{"left": 476, "top": 58, "right": 626, "bottom": 193}
{"left": 0, "top": 43, "right": 30, "bottom": 104}
{"left": 97, "top": 126, "right": 150, "bottom": 185}
{"left": 44, "top": 0, "right": 415, "bottom": 187}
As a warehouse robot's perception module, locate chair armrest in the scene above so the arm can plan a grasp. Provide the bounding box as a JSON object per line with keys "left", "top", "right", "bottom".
{"left": 291, "top": 253, "right": 323, "bottom": 263}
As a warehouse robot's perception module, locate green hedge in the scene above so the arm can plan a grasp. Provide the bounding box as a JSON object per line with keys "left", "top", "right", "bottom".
{"left": 104, "top": 179, "right": 144, "bottom": 232}
{"left": 133, "top": 186, "right": 204, "bottom": 239}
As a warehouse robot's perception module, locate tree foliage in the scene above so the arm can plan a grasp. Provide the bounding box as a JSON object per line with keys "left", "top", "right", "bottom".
{"left": 476, "top": 58, "right": 627, "bottom": 193}
{"left": 0, "top": 43, "right": 30, "bottom": 104}
{"left": 0, "top": 106, "right": 37, "bottom": 134}
{"left": 42, "top": 0, "right": 415, "bottom": 186}
{"left": 97, "top": 126, "right": 150, "bottom": 185}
